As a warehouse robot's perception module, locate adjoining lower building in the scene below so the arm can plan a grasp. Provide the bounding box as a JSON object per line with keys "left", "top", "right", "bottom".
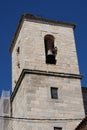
{"left": 75, "top": 116, "right": 87, "bottom": 130}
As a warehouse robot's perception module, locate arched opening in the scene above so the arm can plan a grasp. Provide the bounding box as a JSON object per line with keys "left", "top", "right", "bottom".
{"left": 44, "top": 34, "right": 57, "bottom": 64}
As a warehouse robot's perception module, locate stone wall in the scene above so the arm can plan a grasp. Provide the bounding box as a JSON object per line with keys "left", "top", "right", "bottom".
{"left": 12, "top": 19, "right": 80, "bottom": 91}
{"left": 11, "top": 16, "right": 85, "bottom": 130}
{"left": 12, "top": 73, "right": 85, "bottom": 130}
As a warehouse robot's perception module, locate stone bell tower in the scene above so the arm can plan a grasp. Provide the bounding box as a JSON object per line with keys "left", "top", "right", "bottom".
{"left": 9, "top": 14, "right": 85, "bottom": 130}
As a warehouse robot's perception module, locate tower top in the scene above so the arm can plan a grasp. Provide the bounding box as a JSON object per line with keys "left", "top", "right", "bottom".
{"left": 9, "top": 13, "right": 76, "bottom": 53}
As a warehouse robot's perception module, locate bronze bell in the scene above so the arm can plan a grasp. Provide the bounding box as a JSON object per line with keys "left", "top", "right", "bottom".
{"left": 47, "top": 49, "right": 53, "bottom": 56}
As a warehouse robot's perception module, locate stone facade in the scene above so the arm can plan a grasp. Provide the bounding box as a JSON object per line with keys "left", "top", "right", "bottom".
{"left": 10, "top": 14, "right": 85, "bottom": 130}
{"left": 11, "top": 15, "right": 79, "bottom": 91}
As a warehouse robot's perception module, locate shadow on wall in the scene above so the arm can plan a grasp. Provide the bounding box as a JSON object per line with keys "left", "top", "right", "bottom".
{"left": 82, "top": 87, "right": 87, "bottom": 116}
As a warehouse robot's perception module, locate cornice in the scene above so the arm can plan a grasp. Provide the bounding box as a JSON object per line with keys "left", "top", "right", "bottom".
{"left": 9, "top": 13, "right": 76, "bottom": 53}
{"left": 11, "top": 69, "right": 83, "bottom": 102}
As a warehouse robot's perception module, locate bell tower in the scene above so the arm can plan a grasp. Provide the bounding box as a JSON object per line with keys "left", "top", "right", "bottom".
{"left": 10, "top": 14, "right": 85, "bottom": 130}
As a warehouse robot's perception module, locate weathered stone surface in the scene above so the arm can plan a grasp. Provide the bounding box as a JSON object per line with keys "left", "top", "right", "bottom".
{"left": 11, "top": 17, "right": 85, "bottom": 130}
{"left": 12, "top": 73, "right": 85, "bottom": 130}
{"left": 12, "top": 19, "right": 79, "bottom": 91}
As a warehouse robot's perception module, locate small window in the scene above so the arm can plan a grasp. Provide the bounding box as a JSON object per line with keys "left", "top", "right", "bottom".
{"left": 51, "top": 87, "right": 58, "bottom": 99}
{"left": 16, "top": 47, "right": 20, "bottom": 54}
{"left": 54, "top": 127, "right": 62, "bottom": 130}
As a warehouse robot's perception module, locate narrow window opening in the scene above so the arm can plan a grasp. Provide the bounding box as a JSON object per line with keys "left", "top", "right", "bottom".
{"left": 44, "top": 35, "right": 57, "bottom": 64}
{"left": 51, "top": 87, "right": 58, "bottom": 99}
{"left": 54, "top": 127, "right": 62, "bottom": 130}
{"left": 16, "top": 47, "right": 20, "bottom": 54}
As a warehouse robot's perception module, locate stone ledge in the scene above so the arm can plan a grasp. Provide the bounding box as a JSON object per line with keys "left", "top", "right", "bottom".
{"left": 11, "top": 69, "right": 83, "bottom": 102}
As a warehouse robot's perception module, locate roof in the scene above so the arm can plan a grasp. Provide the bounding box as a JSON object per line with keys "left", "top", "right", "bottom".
{"left": 9, "top": 13, "right": 76, "bottom": 53}
{"left": 75, "top": 116, "right": 87, "bottom": 130}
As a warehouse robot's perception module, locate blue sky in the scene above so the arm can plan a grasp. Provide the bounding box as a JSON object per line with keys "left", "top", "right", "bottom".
{"left": 0, "top": 0, "right": 87, "bottom": 95}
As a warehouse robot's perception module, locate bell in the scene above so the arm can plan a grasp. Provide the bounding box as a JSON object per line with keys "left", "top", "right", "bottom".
{"left": 47, "top": 49, "right": 53, "bottom": 55}
{"left": 46, "top": 49, "right": 56, "bottom": 64}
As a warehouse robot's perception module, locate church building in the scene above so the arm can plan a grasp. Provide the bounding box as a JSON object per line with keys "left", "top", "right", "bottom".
{"left": 8, "top": 13, "right": 85, "bottom": 130}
